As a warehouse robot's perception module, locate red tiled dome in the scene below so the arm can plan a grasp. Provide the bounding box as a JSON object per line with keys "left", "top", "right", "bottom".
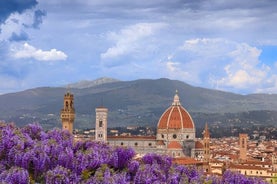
{"left": 157, "top": 92, "right": 195, "bottom": 130}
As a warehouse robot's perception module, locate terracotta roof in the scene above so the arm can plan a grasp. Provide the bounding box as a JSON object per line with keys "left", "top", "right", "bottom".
{"left": 173, "top": 157, "right": 202, "bottom": 165}
{"left": 167, "top": 141, "right": 183, "bottom": 149}
{"left": 157, "top": 93, "right": 195, "bottom": 130}
{"left": 107, "top": 136, "right": 156, "bottom": 141}
{"left": 195, "top": 141, "right": 204, "bottom": 149}
{"left": 229, "top": 163, "right": 267, "bottom": 171}
{"left": 156, "top": 140, "right": 165, "bottom": 146}
{"left": 241, "top": 160, "right": 272, "bottom": 166}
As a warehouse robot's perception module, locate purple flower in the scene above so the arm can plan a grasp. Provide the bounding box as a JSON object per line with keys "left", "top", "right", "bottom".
{"left": 0, "top": 166, "right": 29, "bottom": 184}
{"left": 46, "top": 165, "right": 80, "bottom": 184}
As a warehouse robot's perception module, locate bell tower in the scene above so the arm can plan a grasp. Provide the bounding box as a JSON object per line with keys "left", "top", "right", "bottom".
{"left": 60, "top": 92, "right": 75, "bottom": 134}
{"left": 95, "top": 107, "right": 108, "bottom": 142}
{"left": 203, "top": 123, "right": 210, "bottom": 162}
{"left": 239, "top": 133, "right": 248, "bottom": 161}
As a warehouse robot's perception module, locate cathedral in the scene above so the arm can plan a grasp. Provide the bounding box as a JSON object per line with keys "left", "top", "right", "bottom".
{"left": 61, "top": 90, "right": 210, "bottom": 159}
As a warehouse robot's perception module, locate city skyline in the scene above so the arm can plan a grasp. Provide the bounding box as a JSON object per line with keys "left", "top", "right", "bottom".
{"left": 0, "top": 0, "right": 277, "bottom": 95}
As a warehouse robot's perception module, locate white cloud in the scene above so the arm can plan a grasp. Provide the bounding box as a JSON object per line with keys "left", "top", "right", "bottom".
{"left": 217, "top": 43, "right": 267, "bottom": 89}
{"left": 0, "top": 10, "right": 36, "bottom": 42}
{"left": 11, "top": 43, "right": 67, "bottom": 61}
{"left": 164, "top": 60, "right": 192, "bottom": 83}
{"left": 165, "top": 38, "right": 275, "bottom": 93}
{"left": 166, "top": 61, "right": 180, "bottom": 72}
{"left": 180, "top": 38, "right": 233, "bottom": 59}
{"left": 101, "top": 22, "right": 166, "bottom": 59}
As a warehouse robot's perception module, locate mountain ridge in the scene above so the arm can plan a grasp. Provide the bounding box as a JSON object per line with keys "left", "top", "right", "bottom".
{"left": 64, "top": 77, "right": 120, "bottom": 89}
{"left": 0, "top": 78, "right": 276, "bottom": 130}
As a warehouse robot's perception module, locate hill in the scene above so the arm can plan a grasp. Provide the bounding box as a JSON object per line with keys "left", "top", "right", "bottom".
{"left": 0, "top": 78, "right": 276, "bottom": 131}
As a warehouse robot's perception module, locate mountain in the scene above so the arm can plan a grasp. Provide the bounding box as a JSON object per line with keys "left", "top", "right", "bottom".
{"left": 0, "top": 78, "right": 276, "bottom": 131}
{"left": 65, "top": 77, "right": 120, "bottom": 89}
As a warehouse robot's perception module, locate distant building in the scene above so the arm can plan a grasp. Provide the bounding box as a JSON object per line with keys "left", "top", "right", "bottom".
{"left": 239, "top": 133, "right": 248, "bottom": 161}
{"left": 60, "top": 92, "right": 75, "bottom": 134}
{"left": 95, "top": 107, "right": 108, "bottom": 142}
{"left": 94, "top": 90, "right": 204, "bottom": 158}
{"left": 203, "top": 123, "right": 211, "bottom": 162}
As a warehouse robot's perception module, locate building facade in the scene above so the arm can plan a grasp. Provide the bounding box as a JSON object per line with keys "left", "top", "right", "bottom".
{"left": 95, "top": 91, "right": 202, "bottom": 158}
{"left": 95, "top": 107, "right": 108, "bottom": 142}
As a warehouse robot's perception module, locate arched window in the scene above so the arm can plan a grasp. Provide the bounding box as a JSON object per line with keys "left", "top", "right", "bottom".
{"left": 99, "top": 120, "right": 103, "bottom": 127}
{"left": 70, "top": 101, "right": 73, "bottom": 108}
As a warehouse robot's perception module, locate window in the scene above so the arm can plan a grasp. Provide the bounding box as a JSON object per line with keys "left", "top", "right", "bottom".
{"left": 148, "top": 143, "right": 152, "bottom": 147}
{"left": 121, "top": 142, "right": 124, "bottom": 146}
{"left": 98, "top": 134, "right": 102, "bottom": 138}
{"left": 134, "top": 142, "right": 138, "bottom": 146}
{"left": 161, "top": 134, "right": 164, "bottom": 138}
{"left": 242, "top": 139, "right": 245, "bottom": 148}
{"left": 70, "top": 101, "right": 73, "bottom": 108}
{"left": 186, "top": 135, "right": 189, "bottom": 139}
{"left": 173, "top": 134, "right": 177, "bottom": 139}
{"left": 99, "top": 120, "right": 103, "bottom": 127}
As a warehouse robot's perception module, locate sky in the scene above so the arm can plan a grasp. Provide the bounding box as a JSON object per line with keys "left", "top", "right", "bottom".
{"left": 0, "top": 0, "right": 277, "bottom": 95}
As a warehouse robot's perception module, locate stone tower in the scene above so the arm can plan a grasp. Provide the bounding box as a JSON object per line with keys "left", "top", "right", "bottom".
{"left": 239, "top": 133, "right": 248, "bottom": 161}
{"left": 95, "top": 107, "right": 108, "bottom": 142}
{"left": 203, "top": 123, "right": 210, "bottom": 162}
{"left": 272, "top": 154, "right": 277, "bottom": 171}
{"left": 60, "top": 92, "right": 75, "bottom": 134}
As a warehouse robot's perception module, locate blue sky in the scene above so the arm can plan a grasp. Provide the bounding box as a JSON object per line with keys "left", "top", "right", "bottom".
{"left": 0, "top": 0, "right": 277, "bottom": 94}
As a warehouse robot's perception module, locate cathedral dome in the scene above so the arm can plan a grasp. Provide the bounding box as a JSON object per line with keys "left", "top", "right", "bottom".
{"left": 157, "top": 91, "right": 195, "bottom": 130}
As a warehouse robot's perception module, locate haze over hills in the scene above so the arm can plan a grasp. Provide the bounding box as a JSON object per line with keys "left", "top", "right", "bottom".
{"left": 0, "top": 78, "right": 276, "bottom": 131}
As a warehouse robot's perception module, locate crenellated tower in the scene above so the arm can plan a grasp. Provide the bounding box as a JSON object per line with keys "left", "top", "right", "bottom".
{"left": 60, "top": 92, "right": 75, "bottom": 134}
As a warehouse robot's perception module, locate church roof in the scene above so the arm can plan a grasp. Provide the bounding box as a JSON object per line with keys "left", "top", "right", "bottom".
{"left": 157, "top": 91, "right": 195, "bottom": 130}
{"left": 195, "top": 141, "right": 204, "bottom": 149}
{"left": 156, "top": 140, "right": 165, "bottom": 146}
{"left": 173, "top": 157, "right": 203, "bottom": 165}
{"left": 107, "top": 136, "right": 156, "bottom": 141}
{"left": 167, "top": 141, "right": 183, "bottom": 149}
